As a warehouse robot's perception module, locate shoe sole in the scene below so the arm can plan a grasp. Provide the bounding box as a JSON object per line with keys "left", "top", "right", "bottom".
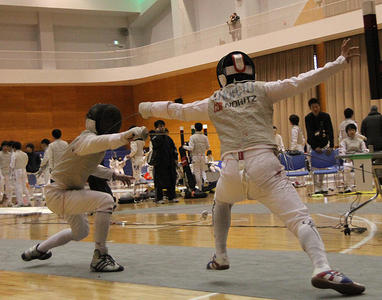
{"left": 206, "top": 262, "right": 230, "bottom": 270}
{"left": 311, "top": 277, "right": 365, "bottom": 295}
{"left": 207, "top": 265, "right": 230, "bottom": 270}
{"left": 90, "top": 265, "right": 124, "bottom": 272}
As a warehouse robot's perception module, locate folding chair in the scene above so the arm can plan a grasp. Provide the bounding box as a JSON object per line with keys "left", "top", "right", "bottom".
{"left": 310, "top": 149, "right": 341, "bottom": 193}
{"left": 279, "top": 152, "right": 309, "bottom": 187}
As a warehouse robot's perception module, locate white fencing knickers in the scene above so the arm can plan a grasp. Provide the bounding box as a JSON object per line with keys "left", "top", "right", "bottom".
{"left": 0, "top": 168, "right": 12, "bottom": 199}
{"left": 131, "top": 156, "right": 145, "bottom": 195}
{"left": 192, "top": 155, "right": 207, "bottom": 190}
{"left": 38, "top": 183, "right": 115, "bottom": 254}
{"left": 14, "top": 168, "right": 31, "bottom": 205}
{"left": 131, "top": 156, "right": 144, "bottom": 180}
{"left": 213, "top": 148, "right": 330, "bottom": 272}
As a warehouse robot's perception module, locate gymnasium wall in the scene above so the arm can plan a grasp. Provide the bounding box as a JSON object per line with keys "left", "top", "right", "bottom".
{"left": 0, "top": 86, "right": 134, "bottom": 150}
{"left": 132, "top": 67, "right": 222, "bottom": 158}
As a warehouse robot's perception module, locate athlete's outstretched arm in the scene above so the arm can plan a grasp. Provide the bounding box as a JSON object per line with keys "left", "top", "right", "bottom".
{"left": 264, "top": 38, "right": 359, "bottom": 103}
{"left": 74, "top": 127, "right": 148, "bottom": 156}
{"left": 139, "top": 98, "right": 210, "bottom": 121}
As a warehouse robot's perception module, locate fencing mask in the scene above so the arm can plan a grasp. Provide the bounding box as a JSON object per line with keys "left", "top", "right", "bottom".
{"left": 216, "top": 51, "right": 255, "bottom": 87}
{"left": 86, "top": 103, "right": 122, "bottom": 135}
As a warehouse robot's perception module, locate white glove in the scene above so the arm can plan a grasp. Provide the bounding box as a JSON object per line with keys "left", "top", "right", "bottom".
{"left": 125, "top": 126, "right": 149, "bottom": 141}
{"left": 139, "top": 102, "right": 153, "bottom": 119}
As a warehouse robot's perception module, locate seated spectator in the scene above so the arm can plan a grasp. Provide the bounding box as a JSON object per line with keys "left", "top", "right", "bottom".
{"left": 273, "top": 126, "right": 285, "bottom": 151}
{"left": 338, "top": 108, "right": 366, "bottom": 143}
{"left": 339, "top": 123, "right": 368, "bottom": 192}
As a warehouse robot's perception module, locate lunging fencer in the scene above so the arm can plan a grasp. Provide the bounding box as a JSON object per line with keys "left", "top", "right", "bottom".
{"left": 139, "top": 39, "right": 365, "bottom": 295}
{"left": 21, "top": 103, "right": 148, "bottom": 272}
{"left": 183, "top": 122, "right": 210, "bottom": 190}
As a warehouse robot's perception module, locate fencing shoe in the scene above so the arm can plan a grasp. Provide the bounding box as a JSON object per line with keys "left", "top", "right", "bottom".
{"left": 311, "top": 270, "right": 365, "bottom": 295}
{"left": 21, "top": 244, "right": 52, "bottom": 261}
{"left": 206, "top": 254, "right": 230, "bottom": 270}
{"left": 90, "top": 249, "right": 124, "bottom": 272}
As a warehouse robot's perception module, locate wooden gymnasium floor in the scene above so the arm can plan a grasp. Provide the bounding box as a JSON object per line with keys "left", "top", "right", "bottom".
{"left": 0, "top": 186, "right": 381, "bottom": 300}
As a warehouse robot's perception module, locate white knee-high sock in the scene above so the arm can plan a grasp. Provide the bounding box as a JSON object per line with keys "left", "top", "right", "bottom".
{"left": 213, "top": 201, "right": 232, "bottom": 261}
{"left": 38, "top": 229, "right": 73, "bottom": 252}
{"left": 297, "top": 221, "right": 330, "bottom": 275}
{"left": 94, "top": 212, "right": 111, "bottom": 254}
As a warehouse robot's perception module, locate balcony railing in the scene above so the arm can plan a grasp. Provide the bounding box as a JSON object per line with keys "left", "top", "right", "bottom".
{"left": 0, "top": 0, "right": 380, "bottom": 70}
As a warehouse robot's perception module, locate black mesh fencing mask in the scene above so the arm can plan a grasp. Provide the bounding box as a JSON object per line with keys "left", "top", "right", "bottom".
{"left": 86, "top": 104, "right": 122, "bottom": 135}
{"left": 216, "top": 51, "right": 255, "bottom": 87}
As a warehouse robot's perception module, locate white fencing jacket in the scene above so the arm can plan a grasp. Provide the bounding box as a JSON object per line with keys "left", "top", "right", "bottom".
{"left": 183, "top": 132, "right": 210, "bottom": 157}
{"left": 40, "top": 139, "right": 68, "bottom": 172}
{"left": 52, "top": 129, "right": 135, "bottom": 190}
{"left": 139, "top": 55, "right": 347, "bottom": 159}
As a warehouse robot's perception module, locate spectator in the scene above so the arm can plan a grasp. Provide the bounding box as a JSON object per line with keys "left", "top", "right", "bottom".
{"left": 361, "top": 105, "right": 382, "bottom": 151}
{"left": 40, "top": 139, "right": 50, "bottom": 151}
{"left": 227, "top": 12, "right": 241, "bottom": 41}
{"left": 183, "top": 122, "right": 210, "bottom": 190}
{"left": 0, "top": 141, "right": 12, "bottom": 205}
{"left": 25, "top": 143, "right": 41, "bottom": 173}
{"left": 339, "top": 123, "right": 368, "bottom": 192}
{"left": 206, "top": 150, "right": 214, "bottom": 163}
{"left": 338, "top": 108, "right": 366, "bottom": 143}
{"left": 305, "top": 98, "right": 334, "bottom": 194}
{"left": 289, "top": 114, "right": 306, "bottom": 152}
{"left": 151, "top": 120, "right": 178, "bottom": 204}
{"left": 39, "top": 139, "right": 50, "bottom": 185}
{"left": 38, "top": 129, "right": 68, "bottom": 182}
{"left": 126, "top": 125, "right": 146, "bottom": 198}
{"left": 10, "top": 141, "right": 31, "bottom": 207}
{"left": 273, "top": 126, "right": 285, "bottom": 151}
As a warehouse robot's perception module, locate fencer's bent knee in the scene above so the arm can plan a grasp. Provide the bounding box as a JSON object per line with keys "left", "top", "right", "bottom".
{"left": 97, "top": 193, "right": 114, "bottom": 213}
{"left": 72, "top": 223, "right": 89, "bottom": 241}
{"left": 282, "top": 208, "right": 311, "bottom": 236}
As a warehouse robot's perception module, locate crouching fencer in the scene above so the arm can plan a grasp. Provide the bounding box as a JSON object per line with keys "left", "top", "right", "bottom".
{"left": 139, "top": 39, "right": 365, "bottom": 295}
{"left": 21, "top": 103, "right": 148, "bottom": 272}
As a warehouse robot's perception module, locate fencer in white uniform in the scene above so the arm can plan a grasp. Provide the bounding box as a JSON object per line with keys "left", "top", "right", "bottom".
{"left": 0, "top": 141, "right": 13, "bottom": 205}
{"left": 115, "top": 156, "right": 127, "bottom": 175}
{"left": 21, "top": 103, "right": 148, "bottom": 272}
{"left": 139, "top": 39, "right": 365, "bottom": 295}
{"left": 38, "top": 129, "right": 68, "bottom": 181}
{"left": 10, "top": 142, "right": 31, "bottom": 207}
{"left": 289, "top": 114, "right": 306, "bottom": 152}
{"left": 126, "top": 127, "right": 146, "bottom": 197}
{"left": 183, "top": 123, "right": 210, "bottom": 190}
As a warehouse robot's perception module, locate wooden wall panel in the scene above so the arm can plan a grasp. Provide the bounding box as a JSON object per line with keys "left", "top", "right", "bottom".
{"left": 0, "top": 86, "right": 133, "bottom": 150}
{"left": 132, "top": 67, "right": 222, "bottom": 158}
{"left": 2, "top": 34, "right": 377, "bottom": 157}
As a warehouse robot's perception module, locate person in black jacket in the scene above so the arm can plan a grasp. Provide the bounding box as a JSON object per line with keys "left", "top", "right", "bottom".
{"left": 305, "top": 98, "right": 334, "bottom": 194}
{"left": 25, "top": 143, "right": 41, "bottom": 173}
{"left": 361, "top": 105, "right": 382, "bottom": 151}
{"left": 151, "top": 120, "right": 178, "bottom": 204}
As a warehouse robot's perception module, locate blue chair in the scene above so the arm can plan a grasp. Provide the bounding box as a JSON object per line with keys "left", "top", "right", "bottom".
{"left": 310, "top": 149, "right": 340, "bottom": 192}
{"left": 279, "top": 153, "right": 309, "bottom": 184}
